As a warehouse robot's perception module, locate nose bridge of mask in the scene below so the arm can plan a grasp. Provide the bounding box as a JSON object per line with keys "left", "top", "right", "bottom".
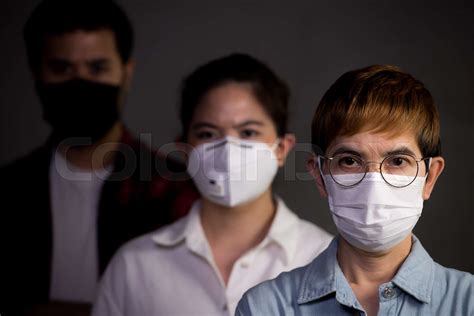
{"left": 203, "top": 138, "right": 233, "bottom": 197}
{"left": 186, "top": 139, "right": 225, "bottom": 198}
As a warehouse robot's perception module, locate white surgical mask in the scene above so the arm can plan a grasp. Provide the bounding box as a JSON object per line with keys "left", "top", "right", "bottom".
{"left": 322, "top": 171, "right": 426, "bottom": 252}
{"left": 187, "top": 136, "right": 279, "bottom": 207}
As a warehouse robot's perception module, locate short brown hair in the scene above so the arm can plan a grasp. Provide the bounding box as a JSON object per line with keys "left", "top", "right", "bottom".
{"left": 311, "top": 65, "right": 441, "bottom": 157}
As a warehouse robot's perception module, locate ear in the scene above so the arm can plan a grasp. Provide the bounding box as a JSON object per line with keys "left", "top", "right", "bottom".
{"left": 307, "top": 155, "right": 328, "bottom": 198}
{"left": 123, "top": 59, "right": 135, "bottom": 91}
{"left": 422, "top": 156, "right": 445, "bottom": 200}
{"left": 275, "top": 133, "right": 296, "bottom": 167}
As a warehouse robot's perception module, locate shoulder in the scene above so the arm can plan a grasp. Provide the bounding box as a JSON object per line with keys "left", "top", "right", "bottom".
{"left": 296, "top": 217, "right": 333, "bottom": 242}
{"left": 116, "top": 129, "right": 198, "bottom": 215}
{"left": 282, "top": 202, "right": 333, "bottom": 258}
{"left": 0, "top": 145, "right": 50, "bottom": 177}
{"left": 123, "top": 129, "right": 187, "bottom": 175}
{"left": 97, "top": 215, "right": 193, "bottom": 306}
{"left": 258, "top": 265, "right": 308, "bottom": 298}
{"left": 0, "top": 145, "right": 51, "bottom": 212}
{"left": 277, "top": 198, "right": 332, "bottom": 243}
{"left": 114, "top": 215, "right": 189, "bottom": 261}
{"left": 429, "top": 262, "right": 474, "bottom": 314}
{"left": 237, "top": 265, "right": 308, "bottom": 315}
{"left": 108, "top": 212, "right": 191, "bottom": 266}
{"left": 108, "top": 232, "right": 158, "bottom": 267}
{"left": 292, "top": 217, "right": 332, "bottom": 260}
{"left": 433, "top": 262, "right": 474, "bottom": 297}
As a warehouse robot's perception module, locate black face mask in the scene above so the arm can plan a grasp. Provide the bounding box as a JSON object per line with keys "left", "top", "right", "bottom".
{"left": 36, "top": 79, "right": 122, "bottom": 143}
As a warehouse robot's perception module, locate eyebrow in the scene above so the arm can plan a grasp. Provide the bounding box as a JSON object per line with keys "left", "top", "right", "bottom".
{"left": 47, "top": 57, "right": 111, "bottom": 64}
{"left": 47, "top": 58, "right": 71, "bottom": 65}
{"left": 191, "top": 122, "right": 218, "bottom": 131}
{"left": 87, "top": 58, "right": 111, "bottom": 66}
{"left": 383, "top": 146, "right": 417, "bottom": 157}
{"left": 331, "top": 146, "right": 364, "bottom": 157}
{"left": 330, "top": 145, "right": 418, "bottom": 158}
{"left": 235, "top": 120, "right": 265, "bottom": 128}
{"left": 191, "top": 120, "right": 265, "bottom": 131}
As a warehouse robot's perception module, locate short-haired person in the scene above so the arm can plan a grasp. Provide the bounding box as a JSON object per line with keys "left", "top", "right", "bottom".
{"left": 1, "top": 0, "right": 197, "bottom": 314}
{"left": 92, "top": 54, "right": 332, "bottom": 316}
{"left": 236, "top": 65, "right": 474, "bottom": 315}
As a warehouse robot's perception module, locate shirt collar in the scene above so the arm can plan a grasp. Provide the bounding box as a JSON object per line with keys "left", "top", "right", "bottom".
{"left": 297, "top": 235, "right": 435, "bottom": 305}
{"left": 297, "top": 237, "right": 341, "bottom": 304}
{"left": 151, "top": 197, "right": 300, "bottom": 264}
{"left": 263, "top": 196, "right": 300, "bottom": 265}
{"left": 252, "top": 196, "right": 299, "bottom": 265}
{"left": 151, "top": 200, "right": 203, "bottom": 247}
{"left": 391, "top": 235, "right": 435, "bottom": 303}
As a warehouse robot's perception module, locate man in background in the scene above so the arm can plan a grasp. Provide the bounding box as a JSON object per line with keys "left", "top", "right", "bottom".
{"left": 1, "top": 0, "right": 198, "bottom": 314}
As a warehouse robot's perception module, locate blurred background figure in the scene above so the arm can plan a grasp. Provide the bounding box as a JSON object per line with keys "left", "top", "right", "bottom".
{"left": 0, "top": 0, "right": 198, "bottom": 314}
{"left": 92, "top": 54, "right": 332, "bottom": 316}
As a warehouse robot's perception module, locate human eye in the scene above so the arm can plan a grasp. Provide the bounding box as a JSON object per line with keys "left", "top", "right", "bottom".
{"left": 334, "top": 154, "right": 364, "bottom": 171}
{"left": 89, "top": 61, "right": 110, "bottom": 76}
{"left": 240, "top": 129, "right": 260, "bottom": 139}
{"left": 195, "top": 129, "right": 217, "bottom": 140}
{"left": 384, "top": 155, "right": 414, "bottom": 168}
{"left": 48, "top": 60, "right": 72, "bottom": 75}
{"left": 383, "top": 154, "right": 418, "bottom": 177}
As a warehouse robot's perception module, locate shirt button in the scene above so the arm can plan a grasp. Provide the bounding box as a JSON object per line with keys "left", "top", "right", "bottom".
{"left": 382, "top": 286, "right": 396, "bottom": 299}
{"left": 240, "top": 262, "right": 249, "bottom": 268}
{"left": 223, "top": 304, "right": 228, "bottom": 311}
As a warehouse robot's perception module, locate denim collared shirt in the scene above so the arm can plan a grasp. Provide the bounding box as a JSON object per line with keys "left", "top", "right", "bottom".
{"left": 236, "top": 236, "right": 474, "bottom": 315}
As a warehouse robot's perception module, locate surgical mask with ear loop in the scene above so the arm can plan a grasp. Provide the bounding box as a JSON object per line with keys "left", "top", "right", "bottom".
{"left": 187, "top": 136, "right": 280, "bottom": 207}
{"left": 318, "top": 156, "right": 431, "bottom": 253}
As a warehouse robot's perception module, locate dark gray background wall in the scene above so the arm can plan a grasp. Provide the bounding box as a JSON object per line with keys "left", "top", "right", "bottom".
{"left": 1, "top": 1, "right": 473, "bottom": 272}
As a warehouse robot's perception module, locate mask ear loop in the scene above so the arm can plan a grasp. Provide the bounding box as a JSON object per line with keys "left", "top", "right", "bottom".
{"left": 271, "top": 138, "right": 281, "bottom": 151}
{"left": 268, "top": 138, "right": 282, "bottom": 163}
{"left": 424, "top": 157, "right": 433, "bottom": 179}
{"left": 316, "top": 155, "right": 326, "bottom": 186}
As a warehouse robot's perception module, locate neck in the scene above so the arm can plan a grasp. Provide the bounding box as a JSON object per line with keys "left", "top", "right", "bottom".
{"left": 337, "top": 235, "right": 412, "bottom": 316}
{"left": 57, "top": 122, "right": 123, "bottom": 171}
{"left": 338, "top": 234, "right": 412, "bottom": 285}
{"left": 200, "top": 190, "right": 277, "bottom": 285}
{"left": 201, "top": 190, "right": 276, "bottom": 250}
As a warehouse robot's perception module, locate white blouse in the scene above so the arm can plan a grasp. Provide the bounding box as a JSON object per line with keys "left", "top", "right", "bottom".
{"left": 92, "top": 197, "right": 332, "bottom": 316}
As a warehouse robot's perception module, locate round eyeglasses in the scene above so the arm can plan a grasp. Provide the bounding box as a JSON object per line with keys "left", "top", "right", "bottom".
{"left": 319, "top": 153, "right": 431, "bottom": 188}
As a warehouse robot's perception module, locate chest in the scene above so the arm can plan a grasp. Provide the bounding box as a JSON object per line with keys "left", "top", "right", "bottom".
{"left": 297, "top": 290, "right": 455, "bottom": 316}
{"left": 123, "top": 244, "right": 290, "bottom": 316}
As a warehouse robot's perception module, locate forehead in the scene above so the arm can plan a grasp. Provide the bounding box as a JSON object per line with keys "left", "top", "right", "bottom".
{"left": 327, "top": 130, "right": 422, "bottom": 157}
{"left": 191, "top": 82, "right": 274, "bottom": 126}
{"left": 42, "top": 29, "right": 119, "bottom": 61}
